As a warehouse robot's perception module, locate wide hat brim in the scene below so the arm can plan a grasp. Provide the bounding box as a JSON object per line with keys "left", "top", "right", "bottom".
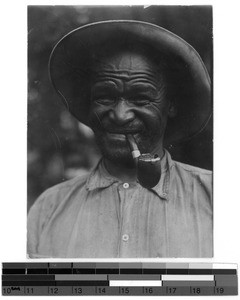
{"left": 49, "top": 20, "right": 212, "bottom": 144}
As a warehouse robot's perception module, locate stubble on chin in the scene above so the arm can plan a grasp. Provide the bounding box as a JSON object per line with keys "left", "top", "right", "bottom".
{"left": 94, "top": 132, "right": 135, "bottom": 166}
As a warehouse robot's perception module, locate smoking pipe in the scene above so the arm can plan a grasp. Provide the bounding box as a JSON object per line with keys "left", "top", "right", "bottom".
{"left": 126, "top": 134, "right": 161, "bottom": 189}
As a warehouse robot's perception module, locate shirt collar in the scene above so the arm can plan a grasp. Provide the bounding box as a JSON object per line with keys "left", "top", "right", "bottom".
{"left": 86, "top": 150, "right": 174, "bottom": 201}
{"left": 86, "top": 159, "right": 118, "bottom": 191}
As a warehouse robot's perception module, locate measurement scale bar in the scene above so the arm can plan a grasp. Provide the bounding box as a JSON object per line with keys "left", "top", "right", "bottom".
{"left": 55, "top": 275, "right": 107, "bottom": 280}
{"left": 162, "top": 275, "right": 214, "bottom": 281}
{"left": 110, "top": 280, "right": 162, "bottom": 286}
{"left": 2, "top": 262, "right": 238, "bottom": 296}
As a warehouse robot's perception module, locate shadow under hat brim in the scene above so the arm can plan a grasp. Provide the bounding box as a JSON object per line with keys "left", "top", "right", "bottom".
{"left": 49, "top": 20, "right": 212, "bottom": 144}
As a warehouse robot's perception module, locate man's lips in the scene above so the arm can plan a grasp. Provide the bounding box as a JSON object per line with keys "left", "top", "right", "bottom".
{"left": 106, "top": 130, "right": 140, "bottom": 134}
{"left": 95, "top": 124, "right": 146, "bottom": 140}
{"left": 104, "top": 131, "right": 141, "bottom": 141}
{"left": 101, "top": 126, "right": 144, "bottom": 134}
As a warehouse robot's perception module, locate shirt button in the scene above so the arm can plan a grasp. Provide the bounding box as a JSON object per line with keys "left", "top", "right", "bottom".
{"left": 123, "top": 183, "right": 129, "bottom": 189}
{"left": 122, "top": 234, "right": 129, "bottom": 242}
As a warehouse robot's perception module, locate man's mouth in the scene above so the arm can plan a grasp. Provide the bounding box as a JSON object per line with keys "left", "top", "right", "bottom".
{"left": 95, "top": 124, "right": 147, "bottom": 143}
{"left": 105, "top": 129, "right": 140, "bottom": 134}
{"left": 102, "top": 129, "right": 143, "bottom": 143}
{"left": 106, "top": 131, "right": 138, "bottom": 139}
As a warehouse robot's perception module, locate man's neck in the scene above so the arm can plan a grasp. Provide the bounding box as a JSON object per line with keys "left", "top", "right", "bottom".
{"left": 103, "top": 158, "right": 138, "bottom": 183}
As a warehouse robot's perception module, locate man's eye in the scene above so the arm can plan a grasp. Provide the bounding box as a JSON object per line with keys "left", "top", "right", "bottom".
{"left": 132, "top": 98, "right": 150, "bottom": 106}
{"left": 95, "top": 98, "right": 114, "bottom": 105}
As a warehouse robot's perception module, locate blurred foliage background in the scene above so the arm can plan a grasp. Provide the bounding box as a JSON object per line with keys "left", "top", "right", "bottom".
{"left": 28, "top": 5, "right": 213, "bottom": 211}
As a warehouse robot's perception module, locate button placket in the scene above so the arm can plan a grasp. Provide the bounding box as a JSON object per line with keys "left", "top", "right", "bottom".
{"left": 117, "top": 183, "right": 133, "bottom": 256}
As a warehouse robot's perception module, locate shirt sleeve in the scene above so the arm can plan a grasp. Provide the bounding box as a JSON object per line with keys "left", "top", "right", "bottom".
{"left": 27, "top": 193, "right": 46, "bottom": 258}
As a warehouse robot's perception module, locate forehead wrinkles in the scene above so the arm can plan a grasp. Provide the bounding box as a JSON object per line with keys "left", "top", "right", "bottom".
{"left": 92, "top": 51, "right": 164, "bottom": 86}
{"left": 92, "top": 69, "right": 161, "bottom": 86}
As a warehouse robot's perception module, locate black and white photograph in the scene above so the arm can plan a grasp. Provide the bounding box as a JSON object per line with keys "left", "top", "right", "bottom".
{"left": 27, "top": 5, "right": 213, "bottom": 258}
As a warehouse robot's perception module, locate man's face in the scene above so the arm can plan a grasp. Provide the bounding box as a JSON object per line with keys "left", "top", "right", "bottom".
{"left": 88, "top": 51, "right": 171, "bottom": 165}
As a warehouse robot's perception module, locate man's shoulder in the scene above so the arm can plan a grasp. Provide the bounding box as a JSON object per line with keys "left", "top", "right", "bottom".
{"left": 171, "top": 159, "right": 212, "bottom": 195}
{"left": 172, "top": 160, "right": 212, "bottom": 176}
{"left": 31, "top": 172, "right": 90, "bottom": 212}
{"left": 170, "top": 159, "right": 213, "bottom": 209}
{"left": 171, "top": 159, "right": 212, "bottom": 202}
{"left": 43, "top": 172, "right": 89, "bottom": 196}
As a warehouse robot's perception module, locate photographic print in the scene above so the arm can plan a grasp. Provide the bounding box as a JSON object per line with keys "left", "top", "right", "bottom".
{"left": 27, "top": 5, "right": 213, "bottom": 258}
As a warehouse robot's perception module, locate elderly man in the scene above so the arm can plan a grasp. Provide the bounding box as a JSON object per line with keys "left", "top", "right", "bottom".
{"left": 27, "top": 21, "right": 212, "bottom": 258}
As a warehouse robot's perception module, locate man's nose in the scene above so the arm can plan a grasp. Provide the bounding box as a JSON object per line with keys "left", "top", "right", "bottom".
{"left": 109, "top": 99, "right": 135, "bottom": 125}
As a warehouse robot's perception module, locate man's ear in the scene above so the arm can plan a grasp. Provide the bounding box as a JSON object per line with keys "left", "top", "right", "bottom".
{"left": 168, "top": 101, "right": 177, "bottom": 118}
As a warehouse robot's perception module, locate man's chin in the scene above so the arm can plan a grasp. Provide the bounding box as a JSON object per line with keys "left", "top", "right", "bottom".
{"left": 102, "top": 146, "right": 134, "bottom": 165}
{"left": 95, "top": 136, "right": 135, "bottom": 166}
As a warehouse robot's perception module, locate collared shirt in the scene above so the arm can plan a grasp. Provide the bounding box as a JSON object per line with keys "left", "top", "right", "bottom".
{"left": 27, "top": 151, "right": 213, "bottom": 258}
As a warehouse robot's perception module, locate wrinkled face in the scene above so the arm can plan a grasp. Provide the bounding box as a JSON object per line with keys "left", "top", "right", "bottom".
{"left": 88, "top": 51, "right": 171, "bottom": 165}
